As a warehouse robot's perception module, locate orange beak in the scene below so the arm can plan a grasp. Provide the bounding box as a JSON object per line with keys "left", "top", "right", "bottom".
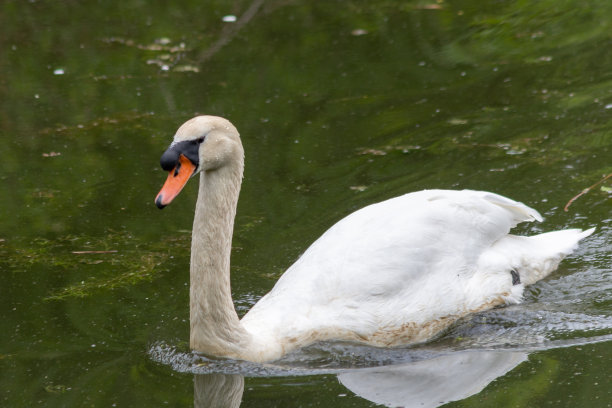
{"left": 155, "top": 154, "right": 197, "bottom": 209}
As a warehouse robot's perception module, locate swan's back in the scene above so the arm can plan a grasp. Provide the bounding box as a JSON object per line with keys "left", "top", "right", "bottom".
{"left": 240, "top": 190, "right": 593, "bottom": 351}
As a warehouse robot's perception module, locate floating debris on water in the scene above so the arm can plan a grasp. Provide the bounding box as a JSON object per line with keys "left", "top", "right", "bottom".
{"left": 103, "top": 37, "right": 188, "bottom": 53}
{"left": 44, "top": 384, "right": 69, "bottom": 394}
{"left": 448, "top": 118, "right": 468, "bottom": 125}
{"left": 173, "top": 65, "right": 200, "bottom": 73}
{"left": 357, "top": 145, "right": 421, "bottom": 156}
{"left": 358, "top": 148, "right": 387, "bottom": 156}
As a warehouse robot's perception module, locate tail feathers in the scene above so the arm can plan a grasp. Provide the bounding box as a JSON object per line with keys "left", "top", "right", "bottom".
{"left": 528, "top": 227, "right": 594, "bottom": 254}
{"left": 483, "top": 227, "right": 595, "bottom": 287}
{"left": 514, "top": 227, "right": 595, "bottom": 285}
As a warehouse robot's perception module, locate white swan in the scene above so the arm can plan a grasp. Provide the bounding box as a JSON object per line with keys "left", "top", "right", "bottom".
{"left": 155, "top": 115, "right": 594, "bottom": 363}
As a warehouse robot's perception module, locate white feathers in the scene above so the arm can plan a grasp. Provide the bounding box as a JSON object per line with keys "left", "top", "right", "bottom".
{"left": 239, "top": 190, "right": 594, "bottom": 358}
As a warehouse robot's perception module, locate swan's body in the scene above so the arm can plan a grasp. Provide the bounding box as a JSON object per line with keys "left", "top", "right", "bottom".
{"left": 155, "top": 116, "right": 594, "bottom": 362}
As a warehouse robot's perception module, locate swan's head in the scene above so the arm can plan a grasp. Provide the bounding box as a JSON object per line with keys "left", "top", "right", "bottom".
{"left": 155, "top": 115, "right": 243, "bottom": 209}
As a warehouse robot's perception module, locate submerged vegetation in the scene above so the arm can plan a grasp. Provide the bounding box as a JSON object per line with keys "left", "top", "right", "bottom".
{"left": 0, "top": 232, "right": 176, "bottom": 300}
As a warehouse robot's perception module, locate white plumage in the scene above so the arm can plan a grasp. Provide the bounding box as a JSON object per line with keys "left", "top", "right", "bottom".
{"left": 155, "top": 116, "right": 594, "bottom": 362}
{"left": 241, "top": 190, "right": 593, "bottom": 352}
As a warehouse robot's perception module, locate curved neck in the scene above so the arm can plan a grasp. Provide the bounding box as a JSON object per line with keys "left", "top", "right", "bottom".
{"left": 189, "top": 162, "right": 251, "bottom": 358}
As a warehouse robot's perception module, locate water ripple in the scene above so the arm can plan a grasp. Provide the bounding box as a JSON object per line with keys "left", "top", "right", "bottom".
{"left": 149, "top": 261, "right": 612, "bottom": 376}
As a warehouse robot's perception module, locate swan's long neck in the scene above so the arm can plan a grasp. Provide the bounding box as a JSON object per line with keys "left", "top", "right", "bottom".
{"left": 189, "top": 160, "right": 253, "bottom": 358}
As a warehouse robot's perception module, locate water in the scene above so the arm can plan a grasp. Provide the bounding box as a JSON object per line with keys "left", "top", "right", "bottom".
{"left": 1, "top": 0, "right": 611, "bottom": 407}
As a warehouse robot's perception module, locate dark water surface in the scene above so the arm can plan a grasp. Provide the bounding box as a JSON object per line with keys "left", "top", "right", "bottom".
{"left": 1, "top": 1, "right": 611, "bottom": 407}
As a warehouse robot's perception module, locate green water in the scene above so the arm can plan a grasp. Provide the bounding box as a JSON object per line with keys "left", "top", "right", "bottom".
{"left": 1, "top": 0, "right": 611, "bottom": 406}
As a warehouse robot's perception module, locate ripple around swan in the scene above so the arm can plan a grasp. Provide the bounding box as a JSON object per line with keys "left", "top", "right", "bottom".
{"left": 149, "top": 310, "right": 612, "bottom": 377}
{"left": 149, "top": 253, "right": 612, "bottom": 376}
{"left": 148, "top": 333, "right": 612, "bottom": 378}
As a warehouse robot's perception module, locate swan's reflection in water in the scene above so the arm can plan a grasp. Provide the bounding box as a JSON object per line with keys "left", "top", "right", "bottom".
{"left": 338, "top": 350, "right": 527, "bottom": 408}
{"left": 193, "top": 350, "right": 527, "bottom": 408}
{"left": 194, "top": 374, "right": 244, "bottom": 408}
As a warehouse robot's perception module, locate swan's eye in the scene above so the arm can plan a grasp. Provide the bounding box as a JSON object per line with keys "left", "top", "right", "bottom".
{"left": 197, "top": 137, "right": 205, "bottom": 144}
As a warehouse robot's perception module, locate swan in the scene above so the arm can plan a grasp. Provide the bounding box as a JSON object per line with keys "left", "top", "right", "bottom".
{"left": 154, "top": 115, "right": 594, "bottom": 363}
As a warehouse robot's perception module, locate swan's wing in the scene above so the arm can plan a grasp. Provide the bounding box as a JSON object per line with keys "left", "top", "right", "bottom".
{"left": 275, "top": 189, "right": 540, "bottom": 289}
{"left": 242, "top": 190, "right": 541, "bottom": 339}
